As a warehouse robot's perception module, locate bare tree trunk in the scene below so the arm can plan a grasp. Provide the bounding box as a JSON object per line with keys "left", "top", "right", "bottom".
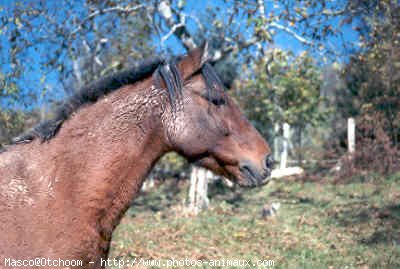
{"left": 280, "top": 122, "right": 290, "bottom": 169}
{"left": 188, "top": 166, "right": 209, "bottom": 215}
{"left": 141, "top": 176, "right": 155, "bottom": 191}
{"left": 72, "top": 59, "right": 83, "bottom": 89}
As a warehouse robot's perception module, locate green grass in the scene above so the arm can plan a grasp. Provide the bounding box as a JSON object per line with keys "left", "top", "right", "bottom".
{"left": 108, "top": 174, "right": 400, "bottom": 269}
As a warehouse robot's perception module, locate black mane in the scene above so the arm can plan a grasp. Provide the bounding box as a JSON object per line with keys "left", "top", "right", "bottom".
{"left": 11, "top": 56, "right": 226, "bottom": 145}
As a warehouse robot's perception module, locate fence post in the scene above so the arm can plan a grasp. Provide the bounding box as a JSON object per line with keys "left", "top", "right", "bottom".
{"left": 348, "top": 117, "right": 355, "bottom": 154}
{"left": 280, "top": 122, "right": 290, "bottom": 169}
{"left": 273, "top": 123, "right": 280, "bottom": 163}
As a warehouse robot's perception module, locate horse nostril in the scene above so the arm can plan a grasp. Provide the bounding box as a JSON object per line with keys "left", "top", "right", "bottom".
{"left": 264, "top": 154, "right": 274, "bottom": 170}
{"left": 239, "top": 164, "right": 252, "bottom": 175}
{"left": 239, "top": 163, "right": 256, "bottom": 180}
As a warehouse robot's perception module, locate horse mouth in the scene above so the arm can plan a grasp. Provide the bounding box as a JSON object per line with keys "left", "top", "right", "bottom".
{"left": 192, "top": 156, "right": 270, "bottom": 188}
{"left": 238, "top": 165, "right": 270, "bottom": 188}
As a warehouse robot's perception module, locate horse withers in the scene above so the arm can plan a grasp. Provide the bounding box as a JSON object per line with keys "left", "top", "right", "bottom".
{"left": 0, "top": 44, "right": 272, "bottom": 268}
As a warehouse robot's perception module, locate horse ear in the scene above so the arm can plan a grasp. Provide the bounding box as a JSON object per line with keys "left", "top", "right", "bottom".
{"left": 177, "top": 42, "right": 209, "bottom": 80}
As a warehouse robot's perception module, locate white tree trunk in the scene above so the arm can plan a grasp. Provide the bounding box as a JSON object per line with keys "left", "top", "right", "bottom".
{"left": 72, "top": 59, "right": 83, "bottom": 88}
{"left": 348, "top": 117, "right": 355, "bottom": 154}
{"left": 141, "top": 176, "right": 155, "bottom": 191}
{"left": 280, "top": 122, "right": 290, "bottom": 169}
{"left": 188, "top": 166, "right": 209, "bottom": 215}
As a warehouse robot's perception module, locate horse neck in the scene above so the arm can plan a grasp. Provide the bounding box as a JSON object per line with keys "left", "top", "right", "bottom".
{"left": 51, "top": 80, "right": 170, "bottom": 237}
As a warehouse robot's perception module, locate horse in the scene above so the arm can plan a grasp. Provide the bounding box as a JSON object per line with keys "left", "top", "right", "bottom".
{"left": 0, "top": 44, "right": 273, "bottom": 268}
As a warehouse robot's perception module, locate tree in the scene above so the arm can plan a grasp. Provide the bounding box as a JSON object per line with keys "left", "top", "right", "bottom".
{"left": 0, "top": 0, "right": 155, "bottom": 145}
{"left": 0, "top": 71, "right": 28, "bottom": 144}
{"left": 234, "top": 49, "right": 326, "bottom": 166}
{"left": 342, "top": 0, "right": 400, "bottom": 146}
{"left": 1, "top": 1, "right": 154, "bottom": 96}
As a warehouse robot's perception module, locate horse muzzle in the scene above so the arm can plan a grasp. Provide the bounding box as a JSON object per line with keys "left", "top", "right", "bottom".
{"left": 238, "top": 160, "right": 272, "bottom": 187}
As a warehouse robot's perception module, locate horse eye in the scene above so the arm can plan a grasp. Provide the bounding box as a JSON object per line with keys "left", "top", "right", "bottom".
{"left": 200, "top": 92, "right": 226, "bottom": 106}
{"left": 211, "top": 98, "right": 226, "bottom": 106}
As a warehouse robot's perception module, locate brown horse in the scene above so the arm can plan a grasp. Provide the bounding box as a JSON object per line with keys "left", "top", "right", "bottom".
{"left": 0, "top": 45, "right": 272, "bottom": 268}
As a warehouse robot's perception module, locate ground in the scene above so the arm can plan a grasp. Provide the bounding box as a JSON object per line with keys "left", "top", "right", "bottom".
{"left": 108, "top": 173, "right": 400, "bottom": 269}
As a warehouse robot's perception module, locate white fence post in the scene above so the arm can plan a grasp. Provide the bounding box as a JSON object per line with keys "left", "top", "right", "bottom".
{"left": 280, "top": 122, "right": 290, "bottom": 169}
{"left": 273, "top": 123, "right": 280, "bottom": 163}
{"left": 348, "top": 117, "right": 356, "bottom": 154}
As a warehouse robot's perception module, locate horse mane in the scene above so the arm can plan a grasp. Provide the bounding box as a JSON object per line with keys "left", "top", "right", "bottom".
{"left": 10, "top": 55, "right": 226, "bottom": 145}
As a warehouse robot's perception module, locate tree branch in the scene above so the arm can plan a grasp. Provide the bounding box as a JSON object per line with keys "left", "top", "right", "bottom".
{"left": 70, "top": 4, "right": 146, "bottom": 37}
{"left": 256, "top": 0, "right": 313, "bottom": 46}
{"left": 322, "top": 8, "right": 347, "bottom": 16}
{"left": 257, "top": 0, "right": 266, "bottom": 17}
{"left": 269, "top": 22, "right": 313, "bottom": 45}
{"left": 161, "top": 14, "right": 186, "bottom": 45}
{"left": 157, "top": 0, "right": 196, "bottom": 50}
{"left": 210, "top": 37, "right": 259, "bottom": 62}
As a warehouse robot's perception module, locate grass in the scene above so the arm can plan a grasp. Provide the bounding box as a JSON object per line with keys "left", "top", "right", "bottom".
{"left": 108, "top": 173, "right": 400, "bottom": 269}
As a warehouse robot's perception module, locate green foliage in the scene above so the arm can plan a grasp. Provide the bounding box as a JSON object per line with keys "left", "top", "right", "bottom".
{"left": 0, "top": 109, "right": 26, "bottom": 144}
{"left": 0, "top": 72, "right": 26, "bottom": 106}
{"left": 154, "top": 153, "right": 189, "bottom": 177}
{"left": 234, "top": 49, "right": 327, "bottom": 136}
{"left": 0, "top": 72, "right": 32, "bottom": 144}
{"left": 340, "top": 0, "right": 400, "bottom": 146}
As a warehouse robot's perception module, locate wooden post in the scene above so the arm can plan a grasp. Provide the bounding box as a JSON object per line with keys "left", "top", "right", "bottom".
{"left": 280, "top": 122, "right": 290, "bottom": 169}
{"left": 273, "top": 123, "right": 280, "bottom": 163}
{"left": 297, "top": 126, "right": 302, "bottom": 166}
{"left": 348, "top": 117, "right": 355, "bottom": 154}
{"left": 188, "top": 166, "right": 209, "bottom": 215}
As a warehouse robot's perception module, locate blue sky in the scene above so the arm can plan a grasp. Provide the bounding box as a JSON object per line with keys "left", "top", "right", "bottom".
{"left": 134, "top": 0, "right": 359, "bottom": 58}
{"left": 0, "top": 0, "right": 359, "bottom": 109}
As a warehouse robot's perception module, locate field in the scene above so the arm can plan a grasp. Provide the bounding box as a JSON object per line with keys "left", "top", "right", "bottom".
{"left": 108, "top": 173, "right": 400, "bottom": 269}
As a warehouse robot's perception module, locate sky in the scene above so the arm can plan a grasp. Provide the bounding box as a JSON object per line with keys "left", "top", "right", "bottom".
{"left": 0, "top": 0, "right": 359, "bottom": 110}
